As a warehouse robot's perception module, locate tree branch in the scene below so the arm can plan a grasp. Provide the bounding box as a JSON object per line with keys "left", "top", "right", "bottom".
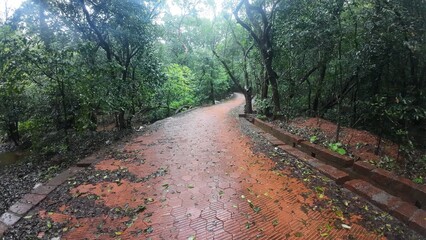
{"left": 212, "top": 49, "right": 245, "bottom": 93}
{"left": 233, "top": 0, "right": 261, "bottom": 45}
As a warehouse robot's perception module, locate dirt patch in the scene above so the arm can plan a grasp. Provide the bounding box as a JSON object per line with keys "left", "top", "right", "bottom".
{"left": 0, "top": 129, "right": 133, "bottom": 216}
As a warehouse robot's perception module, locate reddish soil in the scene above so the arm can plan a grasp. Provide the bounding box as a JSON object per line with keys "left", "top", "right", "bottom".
{"left": 19, "top": 94, "right": 405, "bottom": 239}
{"left": 287, "top": 117, "right": 399, "bottom": 163}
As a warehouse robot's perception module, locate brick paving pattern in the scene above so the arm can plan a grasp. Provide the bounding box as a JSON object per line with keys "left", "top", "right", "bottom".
{"left": 32, "top": 94, "right": 383, "bottom": 239}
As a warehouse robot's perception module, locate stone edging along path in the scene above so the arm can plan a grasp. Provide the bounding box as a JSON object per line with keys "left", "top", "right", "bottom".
{"left": 241, "top": 115, "right": 425, "bottom": 236}
{"left": 0, "top": 155, "right": 100, "bottom": 237}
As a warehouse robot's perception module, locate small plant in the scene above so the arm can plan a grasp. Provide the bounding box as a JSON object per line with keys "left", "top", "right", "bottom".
{"left": 309, "top": 135, "right": 318, "bottom": 144}
{"left": 376, "top": 155, "right": 396, "bottom": 171}
{"left": 255, "top": 98, "right": 273, "bottom": 116}
{"left": 355, "top": 142, "right": 366, "bottom": 149}
{"left": 413, "top": 176, "right": 423, "bottom": 184}
{"left": 328, "top": 142, "right": 347, "bottom": 155}
{"left": 256, "top": 114, "right": 267, "bottom": 120}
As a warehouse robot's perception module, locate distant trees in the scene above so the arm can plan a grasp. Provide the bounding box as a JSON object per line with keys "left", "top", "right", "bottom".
{"left": 0, "top": 0, "right": 424, "bottom": 156}
{"left": 159, "top": 0, "right": 231, "bottom": 107}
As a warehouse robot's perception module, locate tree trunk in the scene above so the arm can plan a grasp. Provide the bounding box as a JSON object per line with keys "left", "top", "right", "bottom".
{"left": 7, "top": 122, "right": 19, "bottom": 146}
{"left": 306, "top": 78, "right": 312, "bottom": 115}
{"left": 260, "top": 65, "right": 268, "bottom": 99}
{"left": 210, "top": 77, "right": 215, "bottom": 105}
{"left": 89, "top": 111, "right": 97, "bottom": 131}
{"left": 118, "top": 109, "right": 126, "bottom": 129}
{"left": 264, "top": 53, "right": 281, "bottom": 115}
{"left": 233, "top": 0, "right": 281, "bottom": 116}
{"left": 313, "top": 64, "right": 327, "bottom": 115}
{"left": 244, "top": 88, "right": 253, "bottom": 114}
{"left": 212, "top": 49, "right": 252, "bottom": 113}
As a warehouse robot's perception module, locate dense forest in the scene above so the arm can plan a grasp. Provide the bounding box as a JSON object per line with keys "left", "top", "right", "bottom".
{"left": 0, "top": 0, "right": 425, "bottom": 174}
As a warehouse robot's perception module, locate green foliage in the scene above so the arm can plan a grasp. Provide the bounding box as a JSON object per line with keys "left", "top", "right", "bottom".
{"left": 309, "top": 136, "right": 318, "bottom": 144}
{"left": 270, "top": 0, "right": 426, "bottom": 178}
{"left": 0, "top": 0, "right": 166, "bottom": 154}
{"left": 255, "top": 98, "right": 273, "bottom": 116}
{"left": 1, "top": 0, "right": 424, "bottom": 180}
{"left": 376, "top": 156, "right": 397, "bottom": 172}
{"left": 328, "top": 142, "right": 347, "bottom": 155}
{"left": 0, "top": 25, "right": 30, "bottom": 144}
{"left": 163, "top": 64, "right": 196, "bottom": 110}
{"left": 413, "top": 177, "right": 423, "bottom": 185}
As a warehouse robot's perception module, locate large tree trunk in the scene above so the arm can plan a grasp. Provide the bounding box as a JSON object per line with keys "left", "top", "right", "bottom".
{"left": 269, "top": 71, "right": 281, "bottom": 115}
{"left": 117, "top": 109, "right": 126, "bottom": 130}
{"left": 261, "top": 66, "right": 268, "bottom": 100}
{"left": 262, "top": 45, "right": 281, "bottom": 115}
{"left": 7, "top": 122, "right": 19, "bottom": 146}
{"left": 244, "top": 89, "right": 253, "bottom": 114}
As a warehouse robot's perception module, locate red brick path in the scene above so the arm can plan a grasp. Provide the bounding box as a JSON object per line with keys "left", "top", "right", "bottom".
{"left": 40, "top": 94, "right": 382, "bottom": 239}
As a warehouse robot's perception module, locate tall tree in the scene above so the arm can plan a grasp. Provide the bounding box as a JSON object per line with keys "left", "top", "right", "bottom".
{"left": 43, "top": 0, "right": 160, "bottom": 129}
{"left": 234, "top": 0, "right": 281, "bottom": 116}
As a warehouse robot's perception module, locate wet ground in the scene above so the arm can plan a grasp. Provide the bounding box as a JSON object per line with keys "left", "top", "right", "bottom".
{"left": 0, "top": 152, "right": 23, "bottom": 168}
{"left": 0, "top": 130, "right": 130, "bottom": 217}
{"left": 273, "top": 117, "right": 425, "bottom": 182}
{"left": 5, "top": 94, "right": 422, "bottom": 239}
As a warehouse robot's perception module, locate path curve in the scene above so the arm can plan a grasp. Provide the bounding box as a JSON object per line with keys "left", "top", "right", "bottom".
{"left": 29, "top": 94, "right": 382, "bottom": 239}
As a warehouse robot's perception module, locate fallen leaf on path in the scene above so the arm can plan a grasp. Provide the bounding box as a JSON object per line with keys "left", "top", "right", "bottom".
{"left": 144, "top": 226, "right": 154, "bottom": 234}
{"left": 253, "top": 206, "right": 261, "bottom": 213}
{"left": 272, "top": 219, "right": 279, "bottom": 226}
{"left": 134, "top": 205, "right": 146, "bottom": 213}
{"left": 342, "top": 224, "right": 351, "bottom": 229}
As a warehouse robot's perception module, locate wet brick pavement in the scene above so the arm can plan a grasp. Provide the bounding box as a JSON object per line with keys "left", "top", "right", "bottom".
{"left": 27, "top": 94, "right": 383, "bottom": 239}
